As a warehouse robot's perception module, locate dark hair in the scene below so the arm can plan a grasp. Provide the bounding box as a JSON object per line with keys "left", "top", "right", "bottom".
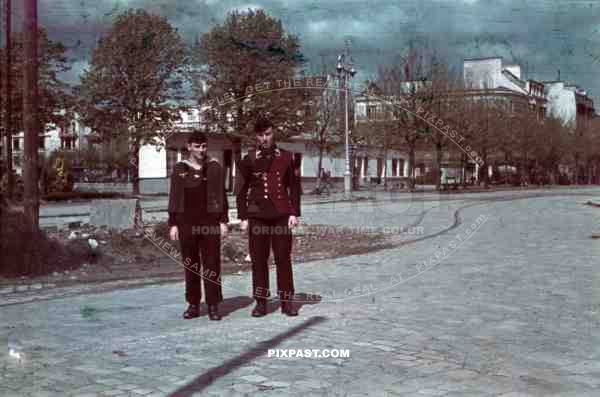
{"left": 254, "top": 116, "right": 273, "bottom": 133}
{"left": 188, "top": 130, "right": 207, "bottom": 144}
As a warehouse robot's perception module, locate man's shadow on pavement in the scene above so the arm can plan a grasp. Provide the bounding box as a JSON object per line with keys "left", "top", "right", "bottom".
{"left": 195, "top": 296, "right": 254, "bottom": 318}
{"left": 194, "top": 293, "right": 322, "bottom": 318}
{"left": 265, "top": 292, "right": 322, "bottom": 315}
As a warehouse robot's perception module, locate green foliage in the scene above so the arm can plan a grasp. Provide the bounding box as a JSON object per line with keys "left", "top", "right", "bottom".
{"left": 196, "top": 8, "right": 306, "bottom": 142}
{"left": 77, "top": 8, "right": 190, "bottom": 193}
{"left": 44, "top": 150, "right": 75, "bottom": 193}
{"left": 78, "top": 8, "right": 189, "bottom": 143}
{"left": 0, "top": 29, "right": 72, "bottom": 133}
{"left": 0, "top": 172, "right": 24, "bottom": 201}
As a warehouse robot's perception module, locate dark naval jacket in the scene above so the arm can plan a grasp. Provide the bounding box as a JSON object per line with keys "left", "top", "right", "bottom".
{"left": 236, "top": 146, "right": 301, "bottom": 220}
{"left": 167, "top": 158, "right": 229, "bottom": 228}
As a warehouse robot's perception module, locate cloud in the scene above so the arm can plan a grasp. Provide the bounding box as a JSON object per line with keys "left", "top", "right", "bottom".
{"left": 33, "top": 0, "right": 600, "bottom": 102}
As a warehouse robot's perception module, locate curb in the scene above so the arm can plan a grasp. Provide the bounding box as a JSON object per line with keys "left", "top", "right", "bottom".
{"left": 0, "top": 282, "right": 56, "bottom": 295}
{"left": 0, "top": 276, "right": 183, "bottom": 306}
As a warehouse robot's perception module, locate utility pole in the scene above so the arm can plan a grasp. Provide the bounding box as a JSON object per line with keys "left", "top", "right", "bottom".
{"left": 335, "top": 41, "right": 356, "bottom": 199}
{"left": 23, "top": 0, "right": 38, "bottom": 232}
{"left": 3, "top": 0, "right": 13, "bottom": 197}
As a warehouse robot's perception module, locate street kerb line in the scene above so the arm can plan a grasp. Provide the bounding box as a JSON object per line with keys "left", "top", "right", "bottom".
{"left": 308, "top": 214, "right": 489, "bottom": 302}
{"left": 127, "top": 212, "right": 488, "bottom": 303}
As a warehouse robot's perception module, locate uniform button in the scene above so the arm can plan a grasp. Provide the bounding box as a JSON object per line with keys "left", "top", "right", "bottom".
{"left": 277, "top": 195, "right": 282, "bottom": 199}
{"left": 278, "top": 183, "right": 282, "bottom": 187}
{"left": 264, "top": 182, "right": 268, "bottom": 187}
{"left": 264, "top": 195, "right": 268, "bottom": 199}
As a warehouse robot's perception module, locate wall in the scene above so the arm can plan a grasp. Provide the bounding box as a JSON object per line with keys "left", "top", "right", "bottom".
{"left": 464, "top": 58, "right": 502, "bottom": 89}
{"left": 74, "top": 182, "right": 133, "bottom": 193}
{"left": 139, "top": 143, "right": 167, "bottom": 178}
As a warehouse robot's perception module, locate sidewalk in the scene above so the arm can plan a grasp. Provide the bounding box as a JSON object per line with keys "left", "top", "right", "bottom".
{"left": 2, "top": 191, "right": 600, "bottom": 396}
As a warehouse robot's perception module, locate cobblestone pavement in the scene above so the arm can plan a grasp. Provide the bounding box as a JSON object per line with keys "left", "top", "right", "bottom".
{"left": 2, "top": 188, "right": 600, "bottom": 396}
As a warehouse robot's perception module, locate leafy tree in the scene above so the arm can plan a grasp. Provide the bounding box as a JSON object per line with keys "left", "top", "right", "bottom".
{"left": 0, "top": 28, "right": 72, "bottom": 133}
{"left": 195, "top": 9, "right": 306, "bottom": 145}
{"left": 77, "top": 9, "right": 189, "bottom": 194}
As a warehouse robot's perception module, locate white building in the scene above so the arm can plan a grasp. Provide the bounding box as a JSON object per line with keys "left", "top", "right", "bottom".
{"left": 543, "top": 82, "right": 595, "bottom": 130}
{"left": 464, "top": 57, "right": 529, "bottom": 95}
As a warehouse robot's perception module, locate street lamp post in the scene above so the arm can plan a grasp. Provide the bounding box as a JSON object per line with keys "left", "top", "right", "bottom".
{"left": 336, "top": 47, "right": 356, "bottom": 199}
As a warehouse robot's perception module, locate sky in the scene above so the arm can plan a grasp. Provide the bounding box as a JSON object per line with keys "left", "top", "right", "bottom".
{"left": 5, "top": 0, "right": 600, "bottom": 104}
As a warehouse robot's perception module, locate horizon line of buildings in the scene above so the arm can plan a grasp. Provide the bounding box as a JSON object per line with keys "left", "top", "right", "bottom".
{"left": 1, "top": 56, "right": 597, "bottom": 192}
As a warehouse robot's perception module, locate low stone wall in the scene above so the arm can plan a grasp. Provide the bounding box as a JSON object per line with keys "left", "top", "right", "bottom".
{"left": 140, "top": 178, "right": 169, "bottom": 195}
{"left": 74, "top": 182, "right": 133, "bottom": 194}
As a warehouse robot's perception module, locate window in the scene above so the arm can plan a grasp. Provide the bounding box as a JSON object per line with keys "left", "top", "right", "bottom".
{"left": 61, "top": 137, "right": 76, "bottom": 150}
{"left": 38, "top": 136, "right": 45, "bottom": 150}
{"left": 367, "top": 105, "right": 378, "bottom": 120}
{"left": 13, "top": 138, "right": 20, "bottom": 151}
{"left": 392, "top": 159, "right": 398, "bottom": 177}
{"left": 398, "top": 159, "right": 405, "bottom": 177}
{"left": 377, "top": 158, "right": 384, "bottom": 177}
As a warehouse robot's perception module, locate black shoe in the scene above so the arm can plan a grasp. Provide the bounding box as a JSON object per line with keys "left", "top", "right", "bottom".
{"left": 251, "top": 302, "right": 267, "bottom": 317}
{"left": 208, "top": 305, "right": 222, "bottom": 321}
{"left": 183, "top": 304, "right": 200, "bottom": 319}
{"left": 281, "top": 301, "right": 298, "bottom": 316}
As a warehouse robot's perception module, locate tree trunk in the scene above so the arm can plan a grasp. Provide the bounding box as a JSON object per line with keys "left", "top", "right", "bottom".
{"left": 23, "top": 0, "right": 39, "bottom": 233}
{"left": 408, "top": 145, "right": 415, "bottom": 190}
{"left": 574, "top": 153, "right": 579, "bottom": 185}
{"left": 435, "top": 142, "right": 442, "bottom": 191}
{"left": 131, "top": 140, "right": 140, "bottom": 195}
{"left": 480, "top": 151, "right": 489, "bottom": 188}
{"left": 315, "top": 144, "right": 324, "bottom": 191}
{"left": 232, "top": 138, "right": 243, "bottom": 195}
{"left": 3, "top": 0, "right": 14, "bottom": 199}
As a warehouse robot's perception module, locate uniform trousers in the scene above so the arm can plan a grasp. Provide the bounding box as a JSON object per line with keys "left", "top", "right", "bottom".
{"left": 248, "top": 216, "right": 294, "bottom": 302}
{"left": 179, "top": 223, "right": 223, "bottom": 305}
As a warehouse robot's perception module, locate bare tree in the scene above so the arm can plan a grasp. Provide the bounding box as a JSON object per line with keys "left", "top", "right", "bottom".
{"left": 303, "top": 75, "right": 342, "bottom": 192}
{"left": 373, "top": 47, "right": 434, "bottom": 190}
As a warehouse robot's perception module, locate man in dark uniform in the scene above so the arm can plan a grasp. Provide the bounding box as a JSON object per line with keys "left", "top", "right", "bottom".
{"left": 237, "top": 117, "right": 301, "bottom": 317}
{"left": 168, "top": 130, "right": 229, "bottom": 321}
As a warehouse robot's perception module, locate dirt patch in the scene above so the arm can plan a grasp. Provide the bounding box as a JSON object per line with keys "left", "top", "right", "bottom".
{"left": 0, "top": 206, "right": 93, "bottom": 278}
{"left": 0, "top": 220, "right": 391, "bottom": 288}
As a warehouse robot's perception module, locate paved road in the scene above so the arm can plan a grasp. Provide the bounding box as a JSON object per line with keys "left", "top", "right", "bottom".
{"left": 2, "top": 188, "right": 600, "bottom": 396}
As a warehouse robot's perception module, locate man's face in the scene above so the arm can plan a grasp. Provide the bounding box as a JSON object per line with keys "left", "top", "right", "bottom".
{"left": 256, "top": 127, "right": 274, "bottom": 150}
{"left": 187, "top": 141, "right": 207, "bottom": 162}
